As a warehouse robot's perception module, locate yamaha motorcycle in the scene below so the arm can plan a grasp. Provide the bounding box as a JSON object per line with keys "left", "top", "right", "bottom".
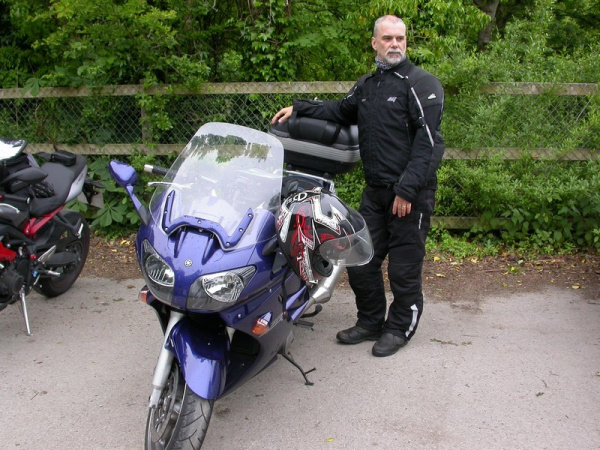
{"left": 109, "top": 122, "right": 372, "bottom": 449}
{"left": 0, "top": 137, "right": 99, "bottom": 335}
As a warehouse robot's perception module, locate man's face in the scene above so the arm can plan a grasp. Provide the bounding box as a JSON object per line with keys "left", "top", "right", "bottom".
{"left": 371, "top": 20, "right": 407, "bottom": 65}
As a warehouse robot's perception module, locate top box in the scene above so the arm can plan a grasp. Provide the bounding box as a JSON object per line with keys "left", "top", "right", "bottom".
{"left": 269, "top": 116, "right": 360, "bottom": 178}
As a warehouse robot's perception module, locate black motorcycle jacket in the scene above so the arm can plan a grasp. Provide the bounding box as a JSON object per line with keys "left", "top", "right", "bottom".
{"left": 292, "top": 59, "right": 445, "bottom": 204}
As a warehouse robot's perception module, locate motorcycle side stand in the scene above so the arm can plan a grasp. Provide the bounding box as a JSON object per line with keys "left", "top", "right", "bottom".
{"left": 280, "top": 352, "right": 315, "bottom": 386}
{"left": 19, "top": 289, "right": 33, "bottom": 336}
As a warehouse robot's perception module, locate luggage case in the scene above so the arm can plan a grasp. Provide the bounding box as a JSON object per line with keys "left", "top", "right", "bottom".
{"left": 269, "top": 116, "right": 359, "bottom": 177}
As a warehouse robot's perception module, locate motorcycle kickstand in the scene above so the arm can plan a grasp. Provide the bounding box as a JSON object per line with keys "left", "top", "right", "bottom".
{"left": 19, "top": 289, "right": 32, "bottom": 336}
{"left": 280, "top": 352, "right": 316, "bottom": 386}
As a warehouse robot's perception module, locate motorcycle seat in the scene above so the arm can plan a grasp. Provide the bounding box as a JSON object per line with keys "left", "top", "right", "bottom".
{"left": 29, "top": 155, "right": 87, "bottom": 216}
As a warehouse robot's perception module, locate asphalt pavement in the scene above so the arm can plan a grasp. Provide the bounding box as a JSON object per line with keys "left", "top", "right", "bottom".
{"left": 1, "top": 276, "right": 599, "bottom": 449}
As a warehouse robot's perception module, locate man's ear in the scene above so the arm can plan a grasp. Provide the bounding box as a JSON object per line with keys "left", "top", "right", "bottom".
{"left": 371, "top": 36, "right": 377, "bottom": 50}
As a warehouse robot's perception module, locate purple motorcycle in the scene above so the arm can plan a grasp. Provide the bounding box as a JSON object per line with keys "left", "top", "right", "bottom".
{"left": 109, "top": 122, "right": 372, "bottom": 449}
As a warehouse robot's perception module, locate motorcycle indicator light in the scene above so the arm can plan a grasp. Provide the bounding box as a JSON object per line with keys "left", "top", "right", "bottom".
{"left": 138, "top": 287, "right": 150, "bottom": 304}
{"left": 252, "top": 313, "right": 272, "bottom": 336}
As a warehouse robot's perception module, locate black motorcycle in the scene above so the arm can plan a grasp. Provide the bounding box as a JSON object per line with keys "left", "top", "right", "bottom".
{"left": 0, "top": 137, "right": 101, "bottom": 334}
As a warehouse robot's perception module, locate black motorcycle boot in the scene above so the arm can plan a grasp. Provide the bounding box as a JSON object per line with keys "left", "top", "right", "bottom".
{"left": 372, "top": 332, "right": 408, "bottom": 357}
{"left": 336, "top": 325, "right": 382, "bottom": 344}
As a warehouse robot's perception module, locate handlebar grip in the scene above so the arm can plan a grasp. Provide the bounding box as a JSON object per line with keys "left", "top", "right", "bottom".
{"left": 144, "top": 164, "right": 168, "bottom": 176}
{"left": 0, "top": 192, "right": 28, "bottom": 203}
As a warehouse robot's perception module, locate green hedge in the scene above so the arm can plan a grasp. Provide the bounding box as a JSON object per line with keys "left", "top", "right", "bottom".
{"left": 79, "top": 154, "right": 600, "bottom": 252}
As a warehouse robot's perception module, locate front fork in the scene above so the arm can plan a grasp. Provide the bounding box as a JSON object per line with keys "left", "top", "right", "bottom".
{"left": 148, "top": 310, "right": 184, "bottom": 408}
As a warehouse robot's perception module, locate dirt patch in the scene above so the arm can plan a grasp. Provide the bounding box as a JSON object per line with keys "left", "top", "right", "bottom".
{"left": 83, "top": 235, "right": 600, "bottom": 302}
{"left": 82, "top": 235, "right": 141, "bottom": 280}
{"left": 421, "top": 254, "right": 599, "bottom": 303}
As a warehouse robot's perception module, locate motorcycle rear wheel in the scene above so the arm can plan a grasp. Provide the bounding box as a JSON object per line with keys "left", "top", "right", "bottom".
{"left": 37, "top": 211, "right": 90, "bottom": 297}
{"left": 145, "top": 363, "right": 214, "bottom": 450}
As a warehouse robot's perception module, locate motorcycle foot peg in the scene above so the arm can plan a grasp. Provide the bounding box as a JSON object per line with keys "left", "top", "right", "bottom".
{"left": 295, "top": 319, "right": 314, "bottom": 329}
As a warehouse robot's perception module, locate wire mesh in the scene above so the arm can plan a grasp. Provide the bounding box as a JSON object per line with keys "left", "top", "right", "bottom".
{"left": 0, "top": 83, "right": 597, "bottom": 229}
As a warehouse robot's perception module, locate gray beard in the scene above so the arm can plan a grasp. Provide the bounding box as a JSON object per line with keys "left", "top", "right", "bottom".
{"left": 375, "top": 55, "right": 406, "bottom": 71}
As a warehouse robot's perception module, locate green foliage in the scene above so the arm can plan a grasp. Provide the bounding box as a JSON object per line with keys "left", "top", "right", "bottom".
{"left": 438, "top": 0, "right": 600, "bottom": 88}
{"left": 434, "top": 156, "right": 600, "bottom": 251}
{"left": 426, "top": 227, "right": 500, "bottom": 260}
{"left": 349, "top": 0, "right": 489, "bottom": 68}
{"left": 73, "top": 152, "right": 176, "bottom": 236}
{"left": 3, "top": 0, "right": 600, "bottom": 88}
{"left": 333, "top": 161, "right": 365, "bottom": 210}
{"left": 1, "top": 0, "right": 599, "bottom": 254}
{"left": 32, "top": 0, "right": 208, "bottom": 87}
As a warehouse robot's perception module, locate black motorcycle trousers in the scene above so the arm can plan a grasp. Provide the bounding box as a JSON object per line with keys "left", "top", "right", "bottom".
{"left": 347, "top": 186, "right": 434, "bottom": 340}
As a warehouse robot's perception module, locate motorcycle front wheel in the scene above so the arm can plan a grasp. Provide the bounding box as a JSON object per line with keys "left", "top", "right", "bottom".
{"left": 145, "top": 362, "right": 214, "bottom": 450}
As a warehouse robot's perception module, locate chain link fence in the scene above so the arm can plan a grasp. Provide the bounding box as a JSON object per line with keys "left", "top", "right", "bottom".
{"left": 1, "top": 82, "right": 598, "bottom": 230}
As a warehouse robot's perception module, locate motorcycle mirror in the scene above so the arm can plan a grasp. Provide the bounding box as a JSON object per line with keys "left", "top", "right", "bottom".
{"left": 109, "top": 160, "right": 138, "bottom": 187}
{"left": 108, "top": 160, "right": 151, "bottom": 226}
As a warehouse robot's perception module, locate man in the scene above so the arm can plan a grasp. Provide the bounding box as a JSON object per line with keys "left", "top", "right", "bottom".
{"left": 271, "top": 15, "right": 445, "bottom": 357}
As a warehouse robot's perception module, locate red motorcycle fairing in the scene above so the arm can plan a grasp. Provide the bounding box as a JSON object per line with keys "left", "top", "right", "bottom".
{"left": 0, "top": 243, "right": 16, "bottom": 261}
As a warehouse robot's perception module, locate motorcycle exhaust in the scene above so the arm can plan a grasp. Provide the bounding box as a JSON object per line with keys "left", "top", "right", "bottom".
{"left": 307, "top": 263, "right": 343, "bottom": 307}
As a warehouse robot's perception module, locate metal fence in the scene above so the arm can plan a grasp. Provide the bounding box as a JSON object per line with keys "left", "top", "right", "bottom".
{"left": 0, "top": 82, "right": 598, "bottom": 229}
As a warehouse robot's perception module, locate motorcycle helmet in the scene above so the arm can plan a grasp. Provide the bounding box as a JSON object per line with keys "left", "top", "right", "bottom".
{"left": 277, "top": 186, "right": 373, "bottom": 284}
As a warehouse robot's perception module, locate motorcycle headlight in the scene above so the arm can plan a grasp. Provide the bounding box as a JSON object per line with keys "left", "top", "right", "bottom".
{"left": 187, "top": 266, "right": 256, "bottom": 312}
{"left": 142, "top": 240, "right": 174, "bottom": 304}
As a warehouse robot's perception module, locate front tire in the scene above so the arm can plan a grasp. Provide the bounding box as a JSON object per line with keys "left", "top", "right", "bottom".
{"left": 145, "top": 363, "right": 214, "bottom": 450}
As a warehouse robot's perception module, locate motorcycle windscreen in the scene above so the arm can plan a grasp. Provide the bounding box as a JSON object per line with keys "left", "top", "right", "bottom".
{"left": 149, "top": 123, "right": 284, "bottom": 249}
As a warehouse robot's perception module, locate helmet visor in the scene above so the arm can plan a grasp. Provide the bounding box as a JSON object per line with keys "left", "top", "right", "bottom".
{"left": 318, "top": 214, "right": 373, "bottom": 267}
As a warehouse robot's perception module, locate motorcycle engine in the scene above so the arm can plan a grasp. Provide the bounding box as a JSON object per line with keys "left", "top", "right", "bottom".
{"left": 0, "top": 255, "right": 29, "bottom": 306}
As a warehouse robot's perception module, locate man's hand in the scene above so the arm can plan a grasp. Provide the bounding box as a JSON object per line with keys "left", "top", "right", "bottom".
{"left": 392, "top": 195, "right": 412, "bottom": 217}
{"left": 271, "top": 106, "right": 293, "bottom": 124}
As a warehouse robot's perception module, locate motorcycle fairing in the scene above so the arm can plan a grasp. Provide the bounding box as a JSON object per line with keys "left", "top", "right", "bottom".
{"left": 167, "top": 282, "right": 309, "bottom": 400}
{"left": 168, "top": 317, "right": 229, "bottom": 399}
{"left": 161, "top": 189, "right": 254, "bottom": 249}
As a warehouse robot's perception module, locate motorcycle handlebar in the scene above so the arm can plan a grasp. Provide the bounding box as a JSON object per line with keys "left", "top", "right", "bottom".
{"left": 0, "top": 192, "right": 29, "bottom": 203}
{"left": 144, "top": 164, "right": 168, "bottom": 176}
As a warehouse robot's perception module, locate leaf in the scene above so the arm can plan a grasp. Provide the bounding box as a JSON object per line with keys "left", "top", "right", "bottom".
{"left": 435, "top": 273, "right": 446, "bottom": 278}
{"left": 22, "top": 78, "right": 41, "bottom": 96}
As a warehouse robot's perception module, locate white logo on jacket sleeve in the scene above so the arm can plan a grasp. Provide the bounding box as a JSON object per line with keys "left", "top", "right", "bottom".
{"left": 427, "top": 93, "right": 437, "bottom": 100}
{"left": 387, "top": 97, "right": 397, "bottom": 102}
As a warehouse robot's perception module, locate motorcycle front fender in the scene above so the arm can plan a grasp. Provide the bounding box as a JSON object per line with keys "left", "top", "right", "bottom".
{"left": 167, "top": 317, "right": 229, "bottom": 400}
